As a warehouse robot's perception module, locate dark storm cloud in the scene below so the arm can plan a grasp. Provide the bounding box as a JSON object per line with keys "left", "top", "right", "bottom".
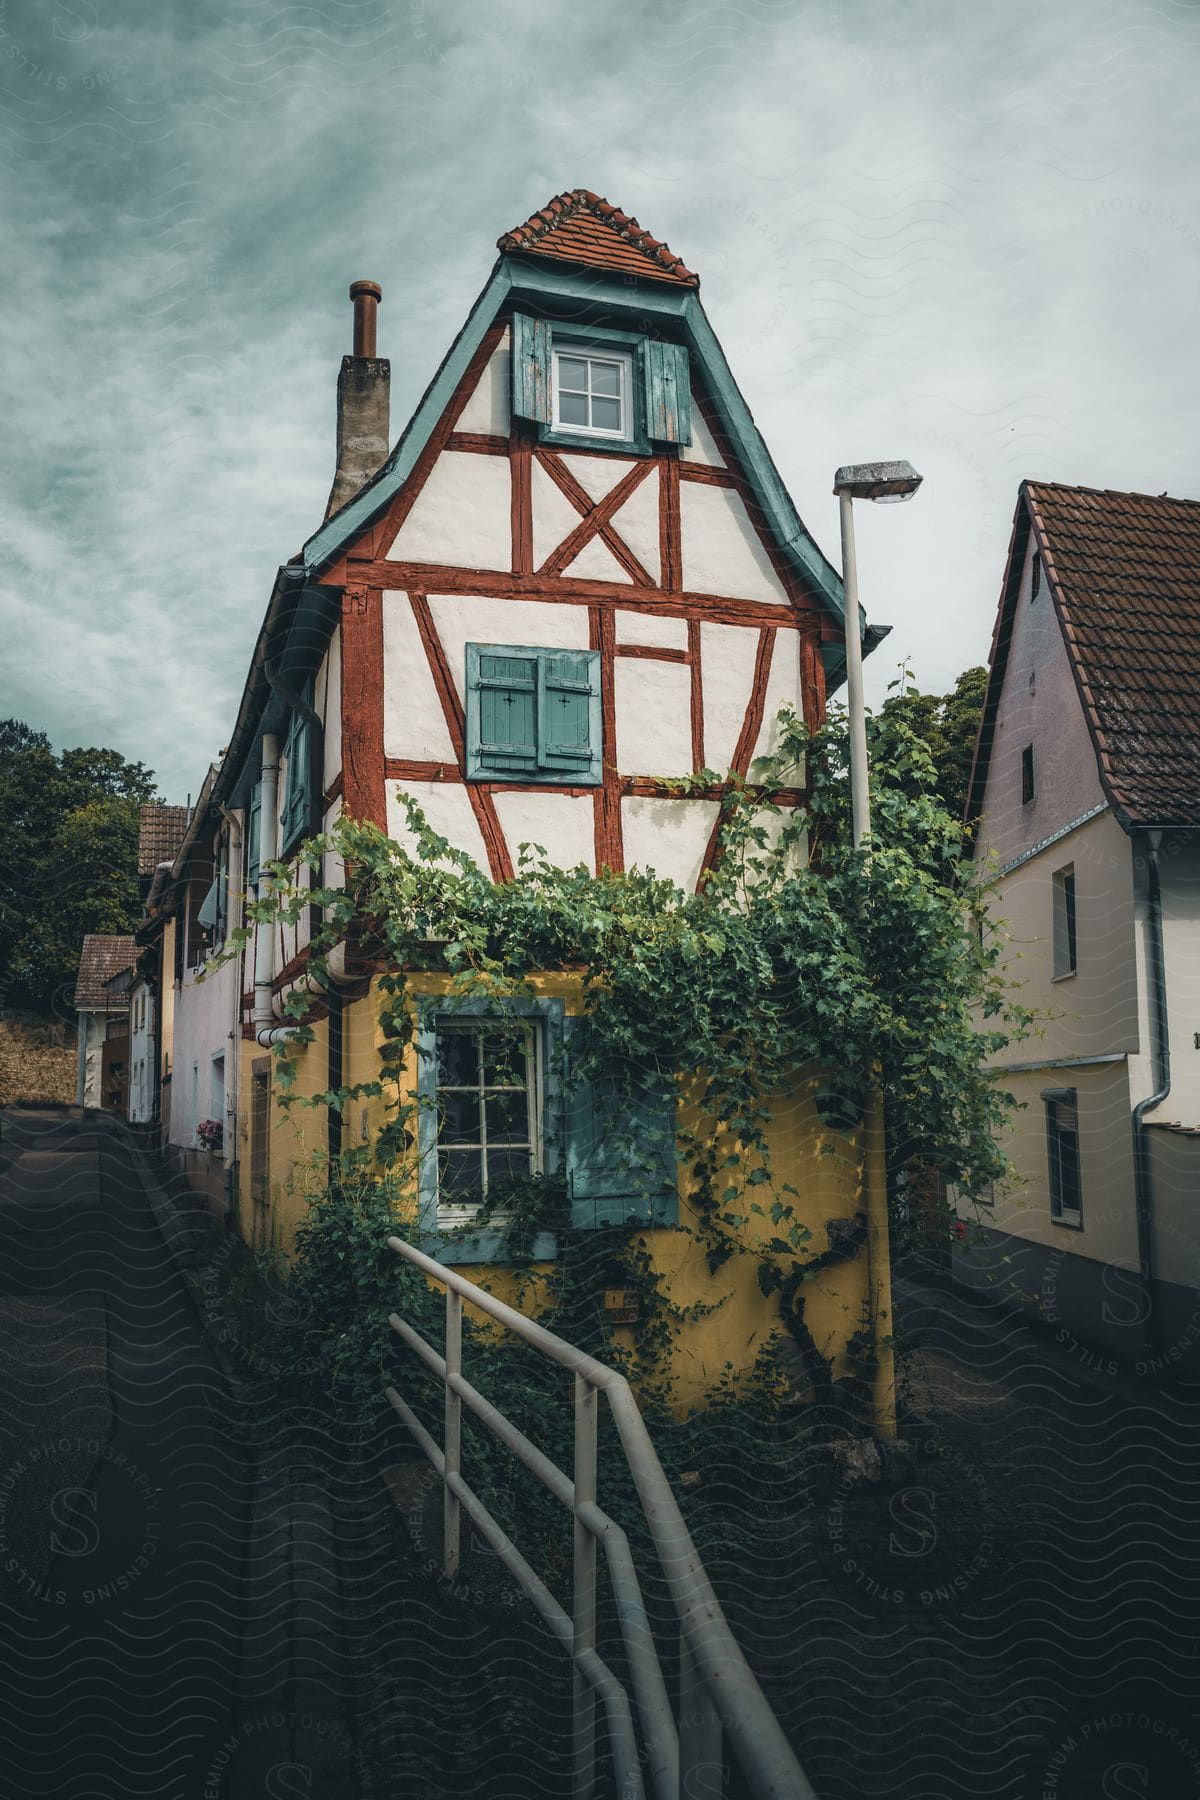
{"left": 2, "top": 0, "right": 1198, "bottom": 796}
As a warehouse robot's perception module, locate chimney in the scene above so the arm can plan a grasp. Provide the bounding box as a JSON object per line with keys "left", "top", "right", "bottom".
{"left": 325, "top": 279, "right": 390, "bottom": 521}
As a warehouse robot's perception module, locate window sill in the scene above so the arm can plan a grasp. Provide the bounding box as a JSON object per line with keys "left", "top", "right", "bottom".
{"left": 467, "top": 768, "right": 601, "bottom": 788}
{"left": 1050, "top": 1213, "right": 1084, "bottom": 1232}
{"left": 1051, "top": 970, "right": 1077, "bottom": 984}
{"left": 538, "top": 425, "right": 649, "bottom": 458}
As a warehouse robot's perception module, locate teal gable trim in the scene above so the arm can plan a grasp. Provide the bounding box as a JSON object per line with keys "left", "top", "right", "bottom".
{"left": 297, "top": 251, "right": 863, "bottom": 681}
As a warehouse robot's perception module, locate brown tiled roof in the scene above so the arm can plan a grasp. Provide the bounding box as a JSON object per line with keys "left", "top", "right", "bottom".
{"left": 138, "top": 804, "right": 190, "bottom": 876}
{"left": 73, "top": 935, "right": 136, "bottom": 1012}
{"left": 498, "top": 190, "right": 699, "bottom": 287}
{"left": 1024, "top": 482, "right": 1200, "bottom": 826}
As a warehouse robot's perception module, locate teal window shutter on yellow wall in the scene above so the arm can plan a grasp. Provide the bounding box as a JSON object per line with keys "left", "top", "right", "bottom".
{"left": 538, "top": 651, "right": 599, "bottom": 777}
{"left": 512, "top": 313, "right": 551, "bottom": 424}
{"left": 563, "top": 1020, "right": 679, "bottom": 1229}
{"left": 643, "top": 341, "right": 692, "bottom": 445}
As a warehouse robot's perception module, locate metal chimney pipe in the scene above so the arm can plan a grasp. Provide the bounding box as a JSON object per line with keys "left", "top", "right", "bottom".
{"left": 350, "top": 279, "right": 382, "bottom": 357}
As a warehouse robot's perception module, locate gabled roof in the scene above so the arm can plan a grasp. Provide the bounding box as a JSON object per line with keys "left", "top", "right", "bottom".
{"left": 967, "top": 480, "right": 1200, "bottom": 832}
{"left": 137, "top": 804, "right": 191, "bottom": 877}
{"left": 497, "top": 189, "right": 699, "bottom": 287}
{"left": 74, "top": 935, "right": 136, "bottom": 1012}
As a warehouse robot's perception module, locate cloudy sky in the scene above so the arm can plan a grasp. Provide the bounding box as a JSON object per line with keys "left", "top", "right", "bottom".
{"left": 2, "top": 0, "right": 1197, "bottom": 800}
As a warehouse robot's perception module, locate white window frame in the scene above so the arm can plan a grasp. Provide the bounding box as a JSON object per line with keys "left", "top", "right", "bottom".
{"left": 433, "top": 1019, "right": 544, "bottom": 1225}
{"left": 551, "top": 345, "right": 634, "bottom": 440}
{"left": 1052, "top": 863, "right": 1077, "bottom": 980}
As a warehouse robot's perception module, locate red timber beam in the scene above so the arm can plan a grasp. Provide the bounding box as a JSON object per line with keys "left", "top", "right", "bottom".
{"left": 340, "top": 585, "right": 387, "bottom": 828}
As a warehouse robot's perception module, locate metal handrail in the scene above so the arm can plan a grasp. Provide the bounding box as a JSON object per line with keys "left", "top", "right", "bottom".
{"left": 385, "top": 1233, "right": 818, "bottom": 1800}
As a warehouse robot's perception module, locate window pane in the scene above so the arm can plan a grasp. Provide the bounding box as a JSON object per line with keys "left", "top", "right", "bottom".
{"left": 482, "top": 1031, "right": 529, "bottom": 1088}
{"left": 591, "top": 396, "right": 622, "bottom": 431}
{"left": 558, "top": 356, "right": 588, "bottom": 391}
{"left": 487, "top": 1089, "right": 531, "bottom": 1144}
{"left": 487, "top": 1148, "right": 533, "bottom": 1195}
{"left": 439, "top": 1149, "right": 484, "bottom": 1206}
{"left": 559, "top": 391, "right": 588, "bottom": 426}
{"left": 439, "top": 1089, "right": 481, "bottom": 1144}
{"left": 590, "top": 359, "right": 621, "bottom": 397}
{"left": 436, "top": 1030, "right": 479, "bottom": 1088}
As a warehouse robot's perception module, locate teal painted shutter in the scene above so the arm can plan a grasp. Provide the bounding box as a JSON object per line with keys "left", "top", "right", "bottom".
{"left": 643, "top": 341, "right": 692, "bottom": 446}
{"left": 468, "top": 646, "right": 539, "bottom": 775}
{"left": 564, "top": 1020, "right": 678, "bottom": 1229}
{"left": 537, "top": 650, "right": 599, "bottom": 778}
{"left": 282, "top": 704, "right": 313, "bottom": 849}
{"left": 246, "top": 782, "right": 262, "bottom": 887}
{"left": 511, "top": 313, "right": 551, "bottom": 424}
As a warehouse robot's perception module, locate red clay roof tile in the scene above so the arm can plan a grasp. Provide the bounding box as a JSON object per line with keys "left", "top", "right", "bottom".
{"left": 1025, "top": 481, "right": 1200, "bottom": 825}
{"left": 498, "top": 189, "right": 699, "bottom": 287}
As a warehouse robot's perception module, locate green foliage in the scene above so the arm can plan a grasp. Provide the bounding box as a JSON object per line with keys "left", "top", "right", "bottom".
{"left": 0, "top": 718, "right": 160, "bottom": 1011}
{"left": 879, "top": 663, "right": 988, "bottom": 829}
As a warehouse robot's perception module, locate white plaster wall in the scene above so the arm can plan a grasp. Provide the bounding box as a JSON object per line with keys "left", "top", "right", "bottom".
{"left": 614, "top": 609, "right": 688, "bottom": 651}
{"left": 454, "top": 330, "right": 510, "bottom": 435}
{"left": 965, "top": 1061, "right": 1140, "bottom": 1271}
{"left": 976, "top": 536, "right": 1105, "bottom": 867}
{"left": 607, "top": 478, "right": 660, "bottom": 583}
{"left": 751, "top": 631, "right": 803, "bottom": 766}
{"left": 386, "top": 451, "right": 511, "bottom": 570}
{"left": 699, "top": 622, "right": 759, "bottom": 771}
{"left": 560, "top": 454, "right": 637, "bottom": 505}
{"left": 170, "top": 956, "right": 238, "bottom": 1152}
{"left": 561, "top": 535, "right": 631, "bottom": 585}
{"left": 386, "top": 780, "right": 488, "bottom": 870}
{"left": 680, "top": 483, "right": 789, "bottom": 605}
{"left": 622, "top": 796, "right": 718, "bottom": 892}
{"left": 532, "top": 461, "right": 583, "bottom": 568}
{"left": 990, "top": 810, "right": 1139, "bottom": 1063}
{"left": 615, "top": 659, "right": 692, "bottom": 775}
{"left": 319, "top": 629, "right": 342, "bottom": 790}
{"left": 428, "top": 595, "right": 592, "bottom": 704}
{"left": 492, "top": 791, "right": 595, "bottom": 873}
{"left": 382, "top": 593, "right": 457, "bottom": 761}
{"left": 79, "top": 1012, "right": 106, "bottom": 1109}
{"left": 680, "top": 405, "right": 726, "bottom": 468}
{"left": 323, "top": 797, "right": 345, "bottom": 893}
{"left": 1153, "top": 839, "right": 1200, "bottom": 1124}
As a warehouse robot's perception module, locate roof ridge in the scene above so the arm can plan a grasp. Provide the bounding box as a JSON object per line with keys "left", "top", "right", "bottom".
{"left": 1024, "top": 477, "right": 1200, "bottom": 509}
{"left": 497, "top": 188, "right": 699, "bottom": 286}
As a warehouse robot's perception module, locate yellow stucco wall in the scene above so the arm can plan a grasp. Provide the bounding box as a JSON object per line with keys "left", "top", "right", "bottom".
{"left": 238, "top": 973, "right": 873, "bottom": 1410}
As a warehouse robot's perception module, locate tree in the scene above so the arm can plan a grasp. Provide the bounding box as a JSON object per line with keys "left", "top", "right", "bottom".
{"left": 0, "top": 720, "right": 160, "bottom": 1014}
{"left": 879, "top": 665, "right": 988, "bottom": 827}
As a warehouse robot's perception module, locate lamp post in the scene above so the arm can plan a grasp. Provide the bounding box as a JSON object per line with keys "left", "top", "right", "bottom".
{"left": 831, "top": 460, "right": 923, "bottom": 1439}
{"left": 833, "top": 461, "right": 922, "bottom": 847}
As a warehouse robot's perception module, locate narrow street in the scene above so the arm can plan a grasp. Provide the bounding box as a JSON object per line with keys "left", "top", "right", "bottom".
{"left": 2, "top": 1105, "right": 1198, "bottom": 1797}
{"left": 0, "top": 1105, "right": 356, "bottom": 1800}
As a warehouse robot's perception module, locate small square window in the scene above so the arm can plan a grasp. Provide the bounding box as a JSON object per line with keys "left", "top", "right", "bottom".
{"left": 1021, "top": 744, "right": 1035, "bottom": 805}
{"left": 1044, "top": 1087, "right": 1082, "bottom": 1226}
{"left": 1052, "top": 864, "right": 1077, "bottom": 978}
{"left": 552, "top": 347, "right": 633, "bottom": 440}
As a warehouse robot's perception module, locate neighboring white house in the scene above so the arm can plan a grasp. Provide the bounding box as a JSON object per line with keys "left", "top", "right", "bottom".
{"left": 956, "top": 480, "right": 1200, "bottom": 1377}
{"left": 73, "top": 934, "right": 136, "bottom": 1111}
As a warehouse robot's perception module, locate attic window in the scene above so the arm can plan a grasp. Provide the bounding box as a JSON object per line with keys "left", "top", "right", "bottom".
{"left": 1021, "top": 744, "right": 1035, "bottom": 805}
{"left": 553, "top": 348, "right": 632, "bottom": 439}
{"left": 1030, "top": 553, "right": 1042, "bottom": 599}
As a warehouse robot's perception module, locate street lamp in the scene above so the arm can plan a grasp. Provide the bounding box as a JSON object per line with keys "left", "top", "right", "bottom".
{"left": 831, "top": 460, "right": 922, "bottom": 1444}
{"left": 833, "top": 461, "right": 923, "bottom": 848}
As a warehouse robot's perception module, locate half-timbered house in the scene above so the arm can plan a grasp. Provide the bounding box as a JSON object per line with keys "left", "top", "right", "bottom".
{"left": 158, "top": 190, "right": 890, "bottom": 1403}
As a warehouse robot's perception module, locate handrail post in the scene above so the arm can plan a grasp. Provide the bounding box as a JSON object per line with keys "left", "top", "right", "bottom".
{"left": 444, "top": 1287, "right": 462, "bottom": 1579}
{"left": 679, "top": 1625, "right": 723, "bottom": 1798}
{"left": 573, "top": 1374, "right": 598, "bottom": 1797}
